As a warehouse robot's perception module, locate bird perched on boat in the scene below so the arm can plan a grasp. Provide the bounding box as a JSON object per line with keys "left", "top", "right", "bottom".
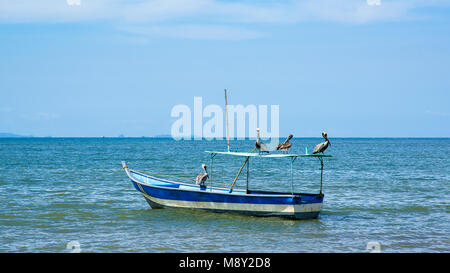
{"left": 276, "top": 134, "right": 293, "bottom": 153}
{"left": 196, "top": 164, "right": 209, "bottom": 186}
{"left": 313, "top": 132, "right": 330, "bottom": 154}
{"left": 255, "top": 128, "right": 269, "bottom": 153}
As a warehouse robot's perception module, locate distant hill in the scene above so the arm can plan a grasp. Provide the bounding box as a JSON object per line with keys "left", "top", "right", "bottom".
{"left": 154, "top": 134, "right": 172, "bottom": 138}
{"left": 0, "top": 132, "right": 33, "bottom": 138}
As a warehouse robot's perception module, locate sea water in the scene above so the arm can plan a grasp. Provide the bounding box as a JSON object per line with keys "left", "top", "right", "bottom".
{"left": 0, "top": 138, "right": 448, "bottom": 252}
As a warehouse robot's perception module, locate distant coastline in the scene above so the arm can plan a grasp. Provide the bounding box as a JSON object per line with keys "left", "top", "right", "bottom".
{"left": 0, "top": 133, "right": 34, "bottom": 138}
{"left": 0, "top": 133, "right": 448, "bottom": 139}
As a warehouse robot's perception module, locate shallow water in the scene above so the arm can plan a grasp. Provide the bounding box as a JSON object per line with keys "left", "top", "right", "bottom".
{"left": 0, "top": 138, "right": 448, "bottom": 252}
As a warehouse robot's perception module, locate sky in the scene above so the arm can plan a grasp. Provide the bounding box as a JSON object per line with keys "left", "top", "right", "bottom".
{"left": 0, "top": 0, "right": 449, "bottom": 137}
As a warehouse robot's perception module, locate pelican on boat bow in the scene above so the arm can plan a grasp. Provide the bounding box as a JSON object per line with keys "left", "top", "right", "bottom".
{"left": 122, "top": 151, "right": 331, "bottom": 220}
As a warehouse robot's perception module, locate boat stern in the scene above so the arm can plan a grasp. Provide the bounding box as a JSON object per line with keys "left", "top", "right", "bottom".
{"left": 292, "top": 194, "right": 324, "bottom": 219}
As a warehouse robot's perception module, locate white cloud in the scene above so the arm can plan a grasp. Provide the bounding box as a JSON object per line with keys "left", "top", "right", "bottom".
{"left": 21, "top": 112, "right": 59, "bottom": 121}
{"left": 0, "top": 0, "right": 448, "bottom": 39}
{"left": 425, "top": 110, "right": 450, "bottom": 117}
{"left": 0, "top": 106, "right": 13, "bottom": 113}
{"left": 120, "top": 24, "right": 264, "bottom": 40}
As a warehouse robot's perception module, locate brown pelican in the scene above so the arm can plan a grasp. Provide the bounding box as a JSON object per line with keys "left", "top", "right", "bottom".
{"left": 313, "top": 132, "right": 330, "bottom": 154}
{"left": 196, "top": 164, "right": 208, "bottom": 186}
{"left": 276, "top": 134, "right": 293, "bottom": 153}
{"left": 255, "top": 128, "right": 269, "bottom": 153}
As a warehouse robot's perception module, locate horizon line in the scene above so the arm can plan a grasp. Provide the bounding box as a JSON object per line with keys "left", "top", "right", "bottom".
{"left": 0, "top": 136, "right": 449, "bottom": 139}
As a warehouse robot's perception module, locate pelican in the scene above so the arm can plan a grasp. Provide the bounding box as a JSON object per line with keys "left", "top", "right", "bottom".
{"left": 276, "top": 134, "right": 293, "bottom": 153}
{"left": 255, "top": 128, "right": 269, "bottom": 153}
{"left": 196, "top": 164, "right": 208, "bottom": 186}
{"left": 313, "top": 132, "right": 330, "bottom": 154}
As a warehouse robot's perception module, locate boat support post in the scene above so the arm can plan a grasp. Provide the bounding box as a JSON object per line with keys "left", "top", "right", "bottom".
{"left": 229, "top": 156, "right": 250, "bottom": 193}
{"left": 318, "top": 156, "right": 324, "bottom": 195}
{"left": 210, "top": 153, "right": 217, "bottom": 192}
{"left": 246, "top": 157, "right": 250, "bottom": 194}
{"left": 290, "top": 156, "right": 297, "bottom": 195}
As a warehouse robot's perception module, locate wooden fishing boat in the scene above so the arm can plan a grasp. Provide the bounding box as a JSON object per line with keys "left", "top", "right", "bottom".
{"left": 122, "top": 151, "right": 331, "bottom": 220}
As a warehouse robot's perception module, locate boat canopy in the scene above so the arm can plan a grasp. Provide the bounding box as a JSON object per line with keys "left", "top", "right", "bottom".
{"left": 205, "top": 150, "right": 331, "bottom": 195}
{"left": 205, "top": 151, "right": 332, "bottom": 158}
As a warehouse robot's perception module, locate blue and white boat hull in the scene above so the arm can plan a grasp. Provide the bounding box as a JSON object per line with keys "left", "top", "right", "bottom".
{"left": 123, "top": 163, "right": 323, "bottom": 220}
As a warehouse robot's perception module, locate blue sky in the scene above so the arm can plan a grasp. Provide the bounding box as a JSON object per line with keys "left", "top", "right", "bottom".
{"left": 0, "top": 0, "right": 449, "bottom": 137}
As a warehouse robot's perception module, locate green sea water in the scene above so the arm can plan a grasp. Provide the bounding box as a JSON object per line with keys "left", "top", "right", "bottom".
{"left": 0, "top": 138, "right": 448, "bottom": 252}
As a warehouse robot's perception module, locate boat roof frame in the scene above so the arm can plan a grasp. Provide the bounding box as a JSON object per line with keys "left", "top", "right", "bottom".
{"left": 205, "top": 150, "right": 331, "bottom": 195}
{"left": 205, "top": 151, "right": 332, "bottom": 158}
